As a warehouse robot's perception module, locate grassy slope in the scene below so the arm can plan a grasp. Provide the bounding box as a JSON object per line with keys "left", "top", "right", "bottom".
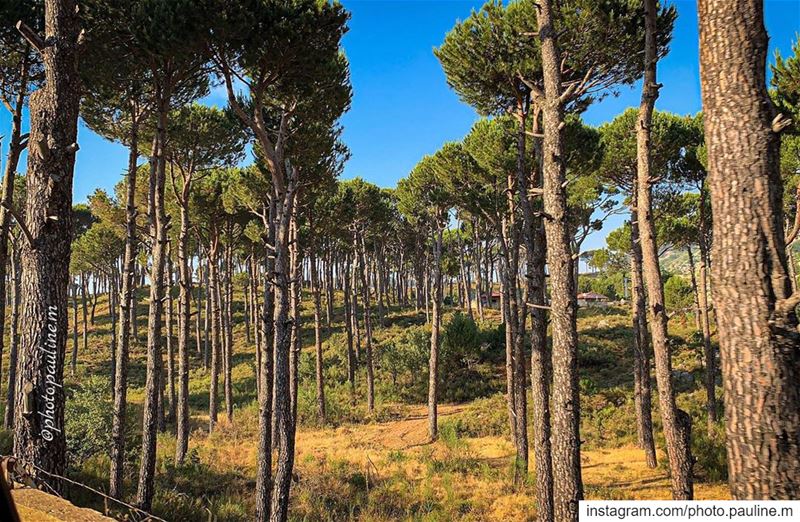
{"left": 1, "top": 289, "right": 729, "bottom": 521}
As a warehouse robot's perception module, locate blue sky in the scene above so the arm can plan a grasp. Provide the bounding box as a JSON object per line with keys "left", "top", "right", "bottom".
{"left": 0, "top": 0, "right": 798, "bottom": 253}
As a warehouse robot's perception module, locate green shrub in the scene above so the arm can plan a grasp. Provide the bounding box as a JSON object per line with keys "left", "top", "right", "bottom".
{"left": 65, "top": 376, "right": 113, "bottom": 468}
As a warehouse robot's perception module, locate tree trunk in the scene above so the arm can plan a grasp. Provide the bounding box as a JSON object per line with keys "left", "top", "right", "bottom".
{"left": 428, "top": 225, "right": 444, "bottom": 441}
{"left": 0, "top": 51, "right": 29, "bottom": 400}
{"left": 13, "top": 0, "right": 80, "bottom": 489}
{"left": 687, "top": 246, "right": 703, "bottom": 332}
{"left": 176, "top": 197, "right": 191, "bottom": 462}
{"left": 637, "top": 0, "right": 693, "bottom": 499}
{"left": 537, "top": 1, "right": 583, "bottom": 517}
{"left": 630, "top": 207, "right": 658, "bottom": 469}
{"left": 255, "top": 202, "right": 275, "bottom": 522}
{"left": 71, "top": 280, "right": 78, "bottom": 375}
{"left": 4, "top": 238, "right": 21, "bottom": 430}
{"left": 528, "top": 115, "right": 554, "bottom": 519}
{"left": 310, "top": 237, "right": 326, "bottom": 424}
{"left": 697, "top": 187, "right": 716, "bottom": 433}
{"left": 110, "top": 120, "right": 140, "bottom": 498}
{"left": 343, "top": 254, "right": 356, "bottom": 397}
{"left": 165, "top": 255, "right": 176, "bottom": 426}
{"left": 269, "top": 181, "right": 297, "bottom": 522}
{"left": 136, "top": 97, "right": 170, "bottom": 511}
{"left": 357, "top": 233, "right": 375, "bottom": 412}
{"left": 208, "top": 237, "right": 222, "bottom": 432}
{"left": 223, "top": 226, "right": 234, "bottom": 423}
{"left": 699, "top": 0, "right": 800, "bottom": 498}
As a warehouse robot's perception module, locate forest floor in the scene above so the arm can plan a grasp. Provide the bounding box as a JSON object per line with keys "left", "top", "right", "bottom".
{"left": 1, "top": 292, "right": 731, "bottom": 521}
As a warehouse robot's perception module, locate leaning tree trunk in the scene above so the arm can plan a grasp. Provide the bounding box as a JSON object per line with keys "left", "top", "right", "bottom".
{"left": 109, "top": 121, "right": 141, "bottom": 498}
{"left": 538, "top": 1, "right": 583, "bottom": 518}
{"left": 428, "top": 224, "right": 444, "bottom": 441}
{"left": 630, "top": 205, "right": 657, "bottom": 469}
{"left": 699, "top": 0, "right": 800, "bottom": 498}
{"left": 13, "top": 0, "right": 80, "bottom": 489}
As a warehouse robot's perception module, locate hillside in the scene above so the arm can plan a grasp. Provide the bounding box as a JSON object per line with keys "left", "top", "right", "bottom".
{"left": 0, "top": 293, "right": 728, "bottom": 521}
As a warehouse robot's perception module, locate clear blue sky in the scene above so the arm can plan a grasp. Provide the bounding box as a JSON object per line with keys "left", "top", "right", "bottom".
{"left": 0, "top": 0, "right": 798, "bottom": 253}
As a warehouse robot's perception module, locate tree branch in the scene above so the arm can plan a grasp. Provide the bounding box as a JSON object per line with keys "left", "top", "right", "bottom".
{"left": 1, "top": 201, "right": 33, "bottom": 247}
{"left": 15, "top": 21, "right": 45, "bottom": 54}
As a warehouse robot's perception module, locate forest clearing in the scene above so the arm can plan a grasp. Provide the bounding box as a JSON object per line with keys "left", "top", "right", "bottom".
{"left": 0, "top": 0, "right": 798, "bottom": 521}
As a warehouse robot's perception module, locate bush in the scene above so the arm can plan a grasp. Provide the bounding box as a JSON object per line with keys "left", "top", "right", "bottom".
{"left": 442, "top": 312, "right": 481, "bottom": 368}
{"left": 65, "top": 376, "right": 113, "bottom": 468}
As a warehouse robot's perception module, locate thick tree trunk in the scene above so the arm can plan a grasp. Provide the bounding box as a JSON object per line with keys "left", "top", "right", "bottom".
{"left": 637, "top": 0, "right": 694, "bottom": 500}
{"left": 699, "top": 0, "right": 800, "bottom": 498}
{"left": 630, "top": 208, "right": 658, "bottom": 469}
{"left": 110, "top": 122, "right": 140, "bottom": 498}
{"left": 428, "top": 225, "right": 444, "bottom": 441}
{"left": 13, "top": 0, "right": 80, "bottom": 489}
{"left": 538, "top": 1, "right": 583, "bottom": 518}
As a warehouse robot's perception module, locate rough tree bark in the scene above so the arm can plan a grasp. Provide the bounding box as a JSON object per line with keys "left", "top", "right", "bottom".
{"left": 698, "top": 0, "right": 800, "bottom": 498}
{"left": 630, "top": 205, "right": 657, "bottom": 469}
{"left": 636, "top": 0, "right": 693, "bottom": 500}
{"left": 13, "top": 0, "right": 80, "bottom": 489}
{"left": 528, "top": 112, "right": 554, "bottom": 520}
{"left": 537, "top": 0, "right": 583, "bottom": 518}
